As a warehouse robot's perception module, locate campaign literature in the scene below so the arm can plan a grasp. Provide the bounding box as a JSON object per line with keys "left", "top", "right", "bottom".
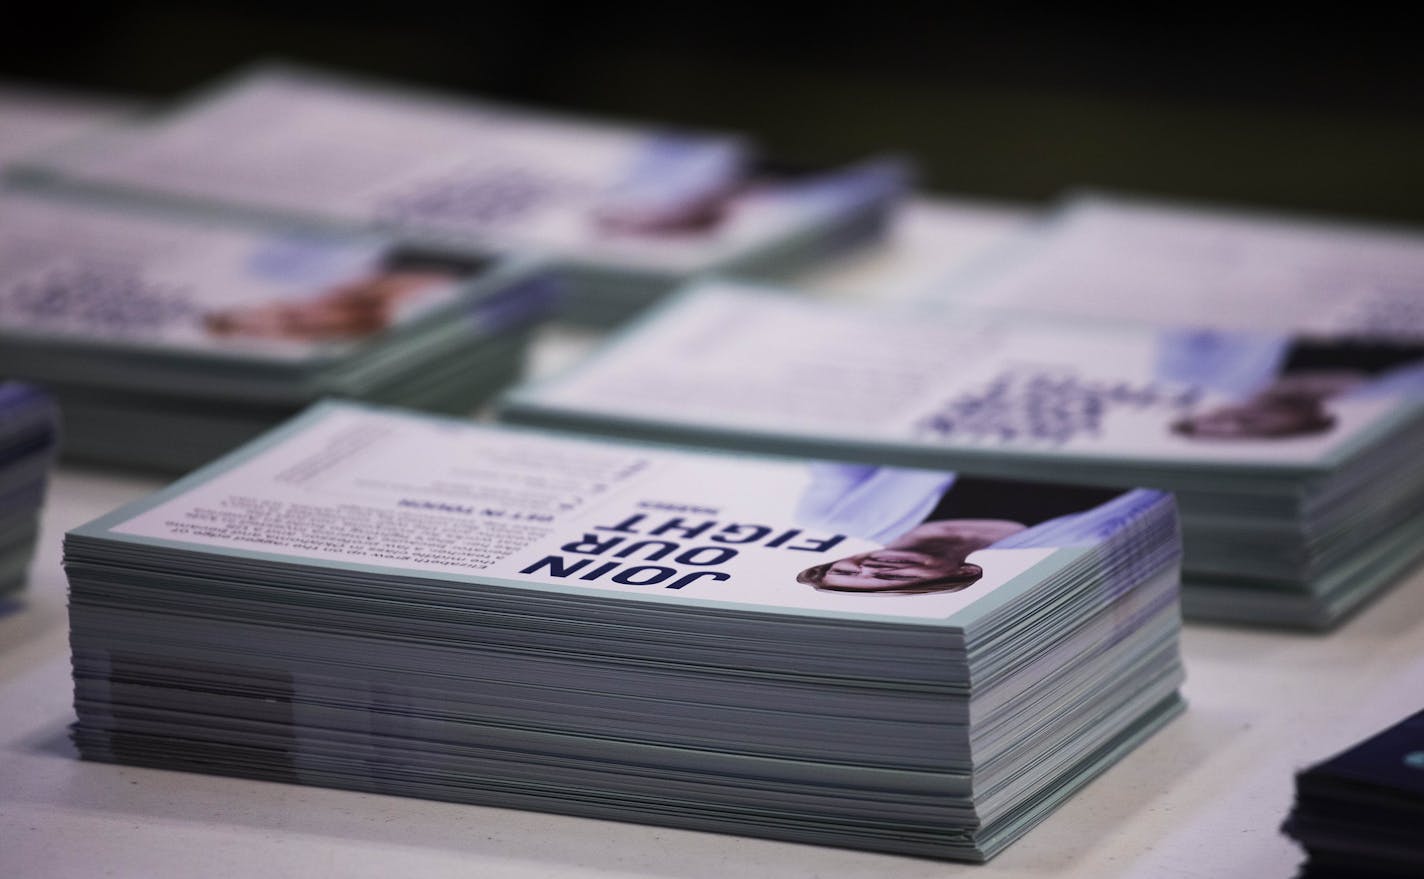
{"left": 15, "top": 64, "right": 907, "bottom": 325}
{"left": 1283, "top": 709, "right": 1424, "bottom": 878}
{"left": 0, "top": 185, "right": 557, "bottom": 471}
{"left": 0, "top": 382, "right": 58, "bottom": 596}
{"left": 500, "top": 280, "right": 1424, "bottom": 628}
{"left": 65, "top": 401, "right": 1183, "bottom": 861}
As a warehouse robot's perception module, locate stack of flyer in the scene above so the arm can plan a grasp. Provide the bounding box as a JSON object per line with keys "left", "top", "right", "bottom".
{"left": 500, "top": 280, "right": 1424, "bottom": 628}
{"left": 1283, "top": 709, "right": 1424, "bottom": 879}
{"left": 936, "top": 193, "right": 1424, "bottom": 339}
{"left": 14, "top": 64, "right": 907, "bottom": 326}
{"left": 65, "top": 401, "right": 1183, "bottom": 862}
{"left": 0, "top": 184, "right": 557, "bottom": 472}
{"left": 937, "top": 193, "right": 1424, "bottom": 621}
{"left": 1, "top": 382, "right": 57, "bottom": 596}
{"left": 0, "top": 81, "right": 136, "bottom": 168}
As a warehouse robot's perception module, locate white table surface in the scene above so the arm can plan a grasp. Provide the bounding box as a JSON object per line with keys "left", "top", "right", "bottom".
{"left": 4, "top": 197, "right": 1423, "bottom": 878}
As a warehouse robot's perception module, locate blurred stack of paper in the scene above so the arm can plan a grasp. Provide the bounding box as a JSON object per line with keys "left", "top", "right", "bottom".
{"left": 65, "top": 401, "right": 1183, "bottom": 861}
{"left": 0, "top": 381, "right": 58, "bottom": 596}
{"left": 500, "top": 280, "right": 1424, "bottom": 628}
{"left": 14, "top": 64, "right": 907, "bottom": 326}
{"left": 0, "top": 81, "right": 137, "bottom": 168}
{"left": 0, "top": 185, "right": 557, "bottom": 472}
{"left": 936, "top": 193, "right": 1424, "bottom": 339}
{"left": 1283, "top": 709, "right": 1424, "bottom": 878}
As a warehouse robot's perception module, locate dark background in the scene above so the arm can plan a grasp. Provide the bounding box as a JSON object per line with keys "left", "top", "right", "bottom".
{"left": 5, "top": 4, "right": 1421, "bottom": 223}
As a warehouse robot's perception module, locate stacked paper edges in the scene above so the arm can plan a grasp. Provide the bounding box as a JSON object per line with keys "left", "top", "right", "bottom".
{"left": 14, "top": 64, "right": 909, "bottom": 327}
{"left": 1283, "top": 709, "right": 1424, "bottom": 879}
{"left": 66, "top": 401, "right": 1183, "bottom": 861}
{"left": 500, "top": 281, "right": 1424, "bottom": 628}
{"left": 0, "top": 185, "right": 559, "bottom": 472}
{"left": 1, "top": 382, "right": 58, "bottom": 595}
